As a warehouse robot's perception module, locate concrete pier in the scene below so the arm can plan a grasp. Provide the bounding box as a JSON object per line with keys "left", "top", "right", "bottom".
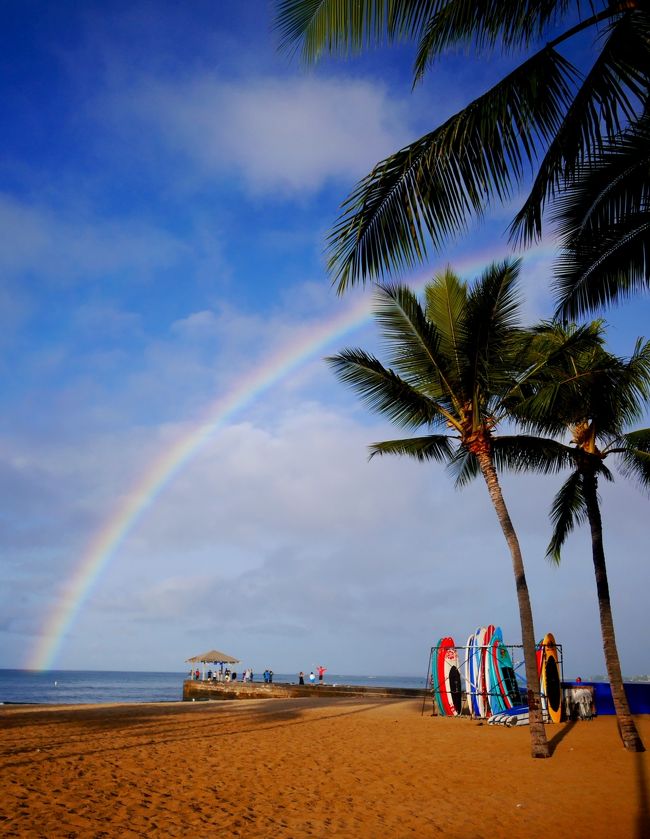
{"left": 183, "top": 680, "right": 429, "bottom": 702}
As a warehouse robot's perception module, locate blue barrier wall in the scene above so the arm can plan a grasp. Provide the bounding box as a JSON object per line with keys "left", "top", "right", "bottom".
{"left": 563, "top": 681, "right": 650, "bottom": 715}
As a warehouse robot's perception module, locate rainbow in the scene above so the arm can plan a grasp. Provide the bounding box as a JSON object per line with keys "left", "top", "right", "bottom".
{"left": 27, "top": 244, "right": 554, "bottom": 670}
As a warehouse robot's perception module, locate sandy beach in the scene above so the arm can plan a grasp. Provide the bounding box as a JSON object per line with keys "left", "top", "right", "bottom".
{"left": 1, "top": 696, "right": 648, "bottom": 838}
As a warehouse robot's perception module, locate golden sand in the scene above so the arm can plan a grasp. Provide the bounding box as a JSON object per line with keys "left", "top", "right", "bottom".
{"left": 1, "top": 697, "right": 648, "bottom": 838}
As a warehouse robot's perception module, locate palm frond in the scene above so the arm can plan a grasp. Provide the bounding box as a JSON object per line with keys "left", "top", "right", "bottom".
{"left": 520, "top": 320, "right": 605, "bottom": 364}
{"left": 447, "top": 447, "right": 480, "bottom": 488}
{"left": 546, "top": 470, "right": 587, "bottom": 564}
{"left": 464, "top": 259, "right": 523, "bottom": 405}
{"left": 547, "top": 455, "right": 616, "bottom": 568}
{"left": 510, "top": 10, "right": 650, "bottom": 245}
{"left": 275, "top": 0, "right": 440, "bottom": 61}
{"left": 372, "top": 283, "right": 460, "bottom": 410}
{"left": 327, "top": 47, "right": 577, "bottom": 290}
{"left": 553, "top": 110, "right": 650, "bottom": 318}
{"left": 594, "top": 459, "right": 614, "bottom": 483}
{"left": 508, "top": 383, "right": 572, "bottom": 434}
{"left": 275, "top": 0, "right": 388, "bottom": 59}
{"left": 616, "top": 428, "right": 650, "bottom": 490}
{"left": 414, "top": 0, "right": 573, "bottom": 80}
{"left": 627, "top": 338, "right": 650, "bottom": 399}
{"left": 513, "top": 320, "right": 605, "bottom": 406}
{"left": 556, "top": 220, "right": 650, "bottom": 318}
{"left": 521, "top": 366, "right": 635, "bottom": 436}
{"left": 326, "top": 347, "right": 447, "bottom": 429}
{"left": 491, "top": 435, "right": 577, "bottom": 475}
{"left": 369, "top": 433, "right": 454, "bottom": 462}
{"left": 595, "top": 341, "right": 650, "bottom": 429}
{"left": 508, "top": 322, "right": 650, "bottom": 436}
{"left": 423, "top": 268, "right": 468, "bottom": 389}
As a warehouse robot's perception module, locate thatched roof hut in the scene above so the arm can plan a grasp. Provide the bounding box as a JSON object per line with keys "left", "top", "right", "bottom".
{"left": 186, "top": 649, "right": 240, "bottom": 665}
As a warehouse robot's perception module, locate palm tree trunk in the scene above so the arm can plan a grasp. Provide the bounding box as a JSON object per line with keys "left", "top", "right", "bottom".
{"left": 476, "top": 451, "right": 550, "bottom": 758}
{"left": 582, "top": 471, "right": 645, "bottom": 752}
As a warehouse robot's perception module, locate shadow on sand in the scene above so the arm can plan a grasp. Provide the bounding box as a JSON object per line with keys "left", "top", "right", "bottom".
{"left": 548, "top": 718, "right": 649, "bottom": 836}
{"left": 0, "top": 696, "right": 392, "bottom": 769}
{"left": 635, "top": 746, "right": 650, "bottom": 839}
{"left": 547, "top": 719, "right": 578, "bottom": 756}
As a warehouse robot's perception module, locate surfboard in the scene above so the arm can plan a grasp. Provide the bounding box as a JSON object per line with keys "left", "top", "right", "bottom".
{"left": 430, "top": 643, "right": 442, "bottom": 714}
{"left": 436, "top": 636, "right": 462, "bottom": 716}
{"left": 486, "top": 628, "right": 507, "bottom": 714}
{"left": 489, "top": 629, "right": 522, "bottom": 711}
{"left": 535, "top": 638, "right": 547, "bottom": 718}
{"left": 465, "top": 632, "right": 481, "bottom": 717}
{"left": 471, "top": 630, "right": 485, "bottom": 716}
{"left": 488, "top": 705, "right": 530, "bottom": 726}
{"left": 482, "top": 624, "right": 496, "bottom": 716}
{"left": 449, "top": 658, "right": 462, "bottom": 716}
{"left": 473, "top": 626, "right": 490, "bottom": 718}
{"left": 488, "top": 704, "right": 551, "bottom": 726}
{"left": 539, "top": 632, "right": 562, "bottom": 724}
{"left": 464, "top": 633, "right": 474, "bottom": 715}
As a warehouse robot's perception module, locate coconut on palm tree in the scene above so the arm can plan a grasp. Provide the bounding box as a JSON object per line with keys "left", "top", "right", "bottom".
{"left": 515, "top": 322, "right": 650, "bottom": 751}
{"left": 327, "top": 257, "right": 591, "bottom": 759}
{"left": 276, "top": 1, "right": 650, "bottom": 292}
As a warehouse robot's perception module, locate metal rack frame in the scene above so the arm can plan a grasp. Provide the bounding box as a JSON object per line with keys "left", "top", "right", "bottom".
{"left": 421, "top": 641, "right": 564, "bottom": 718}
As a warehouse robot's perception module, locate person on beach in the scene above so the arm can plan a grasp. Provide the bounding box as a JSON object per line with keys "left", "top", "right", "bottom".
{"left": 309, "top": 671, "right": 315, "bottom": 684}
{"left": 268, "top": 670, "right": 273, "bottom": 683}
{"left": 317, "top": 665, "right": 326, "bottom": 684}
{"left": 299, "top": 672, "right": 305, "bottom": 685}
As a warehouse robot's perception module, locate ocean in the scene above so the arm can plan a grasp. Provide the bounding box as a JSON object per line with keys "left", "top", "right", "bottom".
{"left": 0, "top": 670, "right": 429, "bottom": 705}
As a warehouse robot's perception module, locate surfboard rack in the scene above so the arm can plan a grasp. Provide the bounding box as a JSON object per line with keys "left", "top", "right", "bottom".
{"left": 422, "top": 639, "right": 564, "bottom": 720}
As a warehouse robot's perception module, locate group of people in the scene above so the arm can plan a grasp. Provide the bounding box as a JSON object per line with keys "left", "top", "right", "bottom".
{"left": 191, "top": 664, "right": 328, "bottom": 685}
{"left": 298, "top": 665, "right": 327, "bottom": 685}
{"left": 192, "top": 666, "right": 255, "bottom": 683}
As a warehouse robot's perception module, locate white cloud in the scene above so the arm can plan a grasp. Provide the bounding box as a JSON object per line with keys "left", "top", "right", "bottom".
{"left": 4, "top": 384, "right": 647, "bottom": 677}
{"left": 170, "top": 309, "right": 219, "bottom": 339}
{"left": 117, "top": 75, "right": 412, "bottom": 194}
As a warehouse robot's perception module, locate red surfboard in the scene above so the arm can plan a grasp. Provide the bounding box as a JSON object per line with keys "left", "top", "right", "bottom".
{"left": 436, "top": 636, "right": 461, "bottom": 716}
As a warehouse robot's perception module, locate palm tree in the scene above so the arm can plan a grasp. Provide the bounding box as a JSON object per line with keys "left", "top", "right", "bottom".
{"left": 276, "top": 1, "right": 650, "bottom": 292}
{"left": 327, "top": 257, "right": 581, "bottom": 759}
{"left": 553, "top": 109, "right": 650, "bottom": 319}
{"left": 516, "top": 322, "right": 650, "bottom": 751}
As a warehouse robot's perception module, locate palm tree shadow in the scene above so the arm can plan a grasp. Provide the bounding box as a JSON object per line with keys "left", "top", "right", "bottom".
{"left": 635, "top": 748, "right": 650, "bottom": 839}
{"left": 548, "top": 720, "right": 649, "bottom": 835}
{"left": 547, "top": 719, "right": 578, "bottom": 755}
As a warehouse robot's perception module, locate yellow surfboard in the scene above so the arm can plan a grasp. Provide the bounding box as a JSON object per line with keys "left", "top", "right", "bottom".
{"left": 539, "top": 632, "right": 562, "bottom": 723}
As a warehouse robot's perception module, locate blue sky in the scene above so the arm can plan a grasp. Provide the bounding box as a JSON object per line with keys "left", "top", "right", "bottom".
{"left": 1, "top": 1, "right": 648, "bottom": 678}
